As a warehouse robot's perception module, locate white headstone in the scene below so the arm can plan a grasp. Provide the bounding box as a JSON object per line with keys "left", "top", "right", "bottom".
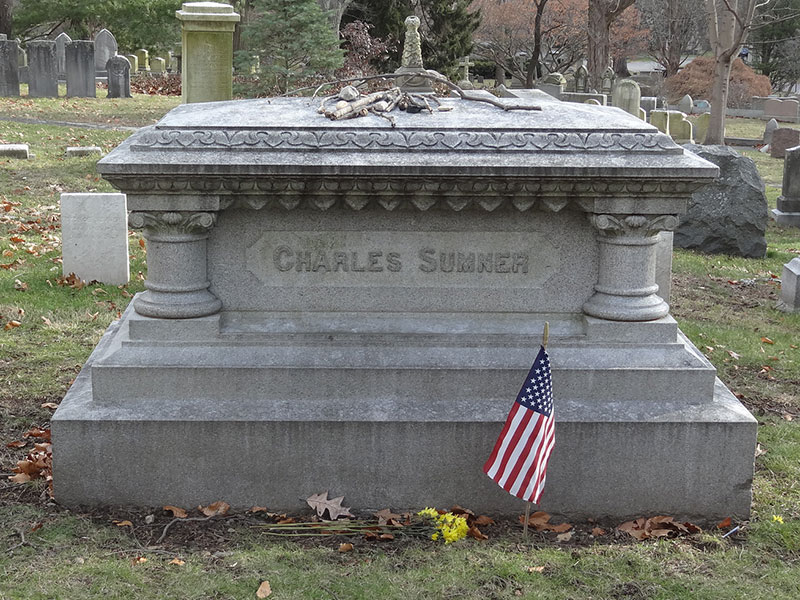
{"left": 611, "top": 79, "right": 641, "bottom": 117}
{"left": 764, "top": 118, "right": 779, "bottom": 144}
{"left": 779, "top": 257, "right": 800, "bottom": 312}
{"left": 677, "top": 94, "right": 693, "bottom": 114}
{"left": 60, "top": 193, "right": 130, "bottom": 285}
{"left": 94, "top": 29, "right": 117, "bottom": 73}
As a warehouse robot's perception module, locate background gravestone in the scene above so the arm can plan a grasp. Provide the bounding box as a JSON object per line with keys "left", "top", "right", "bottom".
{"left": 135, "top": 48, "right": 149, "bottom": 71}
{"left": 0, "top": 39, "right": 20, "bottom": 97}
{"left": 677, "top": 94, "right": 693, "bottom": 114}
{"left": 773, "top": 145, "right": 800, "bottom": 226}
{"left": 764, "top": 118, "right": 779, "bottom": 144}
{"left": 94, "top": 29, "right": 117, "bottom": 74}
{"left": 770, "top": 128, "right": 800, "bottom": 158}
{"left": 27, "top": 41, "right": 58, "bottom": 98}
{"left": 124, "top": 54, "right": 139, "bottom": 72}
{"left": 106, "top": 55, "right": 131, "bottom": 98}
{"left": 150, "top": 56, "right": 166, "bottom": 73}
{"left": 612, "top": 79, "right": 641, "bottom": 118}
{"left": 55, "top": 32, "right": 71, "bottom": 79}
{"left": 66, "top": 41, "right": 95, "bottom": 98}
{"left": 676, "top": 144, "right": 767, "bottom": 258}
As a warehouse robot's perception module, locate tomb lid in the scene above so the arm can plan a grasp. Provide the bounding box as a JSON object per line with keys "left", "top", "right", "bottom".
{"left": 98, "top": 94, "right": 718, "bottom": 185}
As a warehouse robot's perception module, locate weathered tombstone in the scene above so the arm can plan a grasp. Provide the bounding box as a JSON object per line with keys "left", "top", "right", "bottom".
{"left": 650, "top": 109, "right": 670, "bottom": 135}
{"left": 60, "top": 193, "right": 129, "bottom": 285}
{"left": 17, "top": 41, "right": 26, "bottom": 67}
{"left": 584, "top": 98, "right": 601, "bottom": 105}
{"left": 536, "top": 72, "right": 565, "bottom": 99}
{"left": 773, "top": 145, "right": 800, "bottom": 226}
{"left": 677, "top": 94, "right": 693, "bottom": 114}
{"left": 124, "top": 54, "right": 139, "bottom": 72}
{"left": 167, "top": 50, "right": 178, "bottom": 73}
{"left": 611, "top": 79, "right": 641, "bottom": 118}
{"left": 640, "top": 96, "right": 657, "bottom": 117}
{"left": 777, "top": 258, "right": 800, "bottom": 313}
{"left": 764, "top": 97, "right": 800, "bottom": 123}
{"left": 176, "top": 2, "right": 241, "bottom": 103}
{"left": 53, "top": 89, "right": 756, "bottom": 522}
{"left": 0, "top": 39, "right": 20, "bottom": 97}
{"left": 106, "top": 55, "right": 131, "bottom": 98}
{"left": 27, "top": 41, "right": 58, "bottom": 98}
{"left": 601, "top": 66, "right": 615, "bottom": 94}
{"left": 770, "top": 128, "right": 800, "bottom": 158}
{"left": 135, "top": 48, "right": 150, "bottom": 71}
{"left": 764, "top": 118, "right": 779, "bottom": 144}
{"left": 667, "top": 110, "right": 693, "bottom": 143}
{"left": 456, "top": 55, "right": 474, "bottom": 89}
{"left": 150, "top": 56, "right": 166, "bottom": 73}
{"left": 55, "top": 32, "right": 71, "bottom": 79}
{"left": 94, "top": 28, "right": 117, "bottom": 74}
{"left": 693, "top": 113, "right": 710, "bottom": 144}
{"left": 676, "top": 144, "right": 768, "bottom": 258}
{"left": 575, "top": 64, "right": 588, "bottom": 93}
{"left": 66, "top": 41, "right": 96, "bottom": 98}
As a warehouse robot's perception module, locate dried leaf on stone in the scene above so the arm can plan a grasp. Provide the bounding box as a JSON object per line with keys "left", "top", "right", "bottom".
{"left": 164, "top": 505, "right": 188, "bottom": 518}
{"left": 198, "top": 501, "right": 230, "bottom": 517}
{"left": 306, "top": 491, "right": 354, "bottom": 520}
{"left": 256, "top": 580, "right": 272, "bottom": 598}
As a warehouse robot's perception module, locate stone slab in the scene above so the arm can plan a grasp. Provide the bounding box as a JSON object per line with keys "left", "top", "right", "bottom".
{"left": 777, "top": 257, "right": 800, "bottom": 312}
{"left": 772, "top": 208, "right": 800, "bottom": 227}
{"left": 770, "top": 128, "right": 800, "bottom": 158}
{"left": 60, "top": 193, "right": 129, "bottom": 285}
{"left": 65, "top": 146, "right": 103, "bottom": 157}
{"left": 52, "top": 313, "right": 756, "bottom": 520}
{"left": 0, "top": 143, "right": 29, "bottom": 158}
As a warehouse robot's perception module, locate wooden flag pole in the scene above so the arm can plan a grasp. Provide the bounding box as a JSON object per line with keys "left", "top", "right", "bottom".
{"left": 523, "top": 321, "right": 550, "bottom": 540}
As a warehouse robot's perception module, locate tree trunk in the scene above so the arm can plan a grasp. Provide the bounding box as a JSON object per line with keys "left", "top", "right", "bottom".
{"left": 613, "top": 55, "right": 630, "bottom": 77}
{"left": 526, "top": 0, "right": 548, "bottom": 88}
{"left": 495, "top": 63, "right": 505, "bottom": 88}
{"left": 587, "top": 2, "right": 610, "bottom": 90}
{"left": 0, "top": 0, "right": 12, "bottom": 37}
{"left": 705, "top": 56, "right": 732, "bottom": 144}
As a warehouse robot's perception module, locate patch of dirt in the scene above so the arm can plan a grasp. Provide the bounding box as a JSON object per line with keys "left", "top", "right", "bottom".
{"left": 670, "top": 272, "right": 780, "bottom": 321}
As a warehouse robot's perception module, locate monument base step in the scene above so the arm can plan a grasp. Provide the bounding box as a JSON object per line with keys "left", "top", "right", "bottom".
{"left": 52, "top": 319, "right": 756, "bottom": 521}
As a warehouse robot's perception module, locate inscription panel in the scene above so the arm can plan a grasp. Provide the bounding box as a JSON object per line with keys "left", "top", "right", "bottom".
{"left": 246, "top": 231, "right": 559, "bottom": 289}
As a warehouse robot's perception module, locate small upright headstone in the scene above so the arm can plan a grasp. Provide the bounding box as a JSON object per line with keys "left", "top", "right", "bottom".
{"left": 456, "top": 55, "right": 474, "bottom": 89}
{"left": 66, "top": 41, "right": 96, "bottom": 98}
{"left": 773, "top": 145, "right": 800, "bottom": 226}
{"left": 693, "top": 113, "right": 710, "bottom": 144}
{"left": 0, "top": 39, "right": 20, "bottom": 97}
{"left": 650, "top": 109, "right": 670, "bottom": 135}
{"left": 150, "top": 56, "right": 166, "bottom": 73}
{"left": 55, "top": 32, "right": 71, "bottom": 78}
{"left": 106, "top": 55, "right": 131, "bottom": 98}
{"left": 27, "top": 41, "right": 58, "bottom": 98}
{"left": 668, "top": 110, "right": 693, "bottom": 143}
{"left": 764, "top": 118, "right": 779, "bottom": 144}
{"left": 135, "top": 48, "right": 149, "bottom": 71}
{"left": 611, "top": 79, "right": 641, "bottom": 118}
{"left": 167, "top": 50, "right": 178, "bottom": 73}
{"left": 601, "top": 66, "right": 615, "bottom": 94}
{"left": 770, "top": 128, "right": 800, "bottom": 158}
{"left": 575, "top": 64, "right": 588, "bottom": 93}
{"left": 640, "top": 96, "right": 657, "bottom": 116}
{"left": 778, "top": 258, "right": 800, "bottom": 313}
{"left": 0, "top": 144, "right": 29, "bottom": 158}
{"left": 537, "top": 72, "right": 566, "bottom": 99}
{"left": 125, "top": 54, "right": 139, "bottom": 72}
{"left": 94, "top": 29, "right": 117, "bottom": 74}
{"left": 677, "top": 94, "right": 693, "bottom": 114}
{"left": 60, "top": 193, "right": 129, "bottom": 286}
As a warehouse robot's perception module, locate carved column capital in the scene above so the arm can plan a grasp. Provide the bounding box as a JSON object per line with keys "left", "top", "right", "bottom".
{"left": 128, "top": 211, "right": 217, "bottom": 236}
{"left": 589, "top": 214, "right": 680, "bottom": 238}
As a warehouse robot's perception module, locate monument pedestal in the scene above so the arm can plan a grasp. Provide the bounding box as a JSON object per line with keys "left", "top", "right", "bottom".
{"left": 53, "top": 95, "right": 756, "bottom": 518}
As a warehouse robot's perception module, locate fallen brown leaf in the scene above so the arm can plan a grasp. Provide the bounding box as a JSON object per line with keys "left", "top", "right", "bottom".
{"left": 249, "top": 506, "right": 268, "bottom": 513}
{"left": 198, "top": 501, "right": 230, "bottom": 517}
{"left": 556, "top": 531, "right": 573, "bottom": 542}
{"left": 114, "top": 520, "right": 133, "bottom": 527}
{"left": 256, "top": 581, "right": 272, "bottom": 598}
{"left": 467, "top": 525, "right": 488, "bottom": 540}
{"left": 306, "top": 491, "right": 353, "bottom": 520}
{"left": 40, "top": 402, "right": 58, "bottom": 409}
{"left": 169, "top": 558, "right": 185, "bottom": 566}
{"left": 527, "top": 566, "right": 545, "bottom": 573}
{"left": 338, "top": 542, "right": 354, "bottom": 553}
{"left": 474, "top": 515, "right": 495, "bottom": 527}
{"left": 547, "top": 522, "right": 572, "bottom": 533}
{"left": 591, "top": 527, "right": 606, "bottom": 537}
{"left": 378, "top": 533, "right": 395, "bottom": 541}
{"left": 762, "top": 337, "right": 775, "bottom": 344}
{"left": 164, "top": 505, "right": 188, "bottom": 518}
{"left": 5, "top": 440, "right": 26, "bottom": 448}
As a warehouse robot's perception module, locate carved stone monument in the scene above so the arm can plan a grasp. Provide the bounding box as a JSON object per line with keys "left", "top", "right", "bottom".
{"left": 66, "top": 41, "right": 96, "bottom": 98}
{"left": 52, "top": 92, "right": 756, "bottom": 519}
{"left": 394, "top": 15, "right": 433, "bottom": 93}
{"left": 55, "top": 32, "right": 71, "bottom": 79}
{"left": 94, "top": 29, "right": 117, "bottom": 75}
{"left": 176, "top": 2, "right": 240, "bottom": 104}
{"left": 106, "top": 55, "right": 131, "bottom": 98}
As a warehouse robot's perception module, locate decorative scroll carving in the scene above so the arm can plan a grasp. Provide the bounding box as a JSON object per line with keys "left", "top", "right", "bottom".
{"left": 589, "top": 214, "right": 680, "bottom": 237}
{"left": 128, "top": 211, "right": 217, "bottom": 234}
{"left": 131, "top": 129, "right": 679, "bottom": 154}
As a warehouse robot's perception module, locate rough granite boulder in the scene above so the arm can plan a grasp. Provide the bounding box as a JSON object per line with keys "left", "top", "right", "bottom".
{"left": 677, "top": 144, "right": 767, "bottom": 258}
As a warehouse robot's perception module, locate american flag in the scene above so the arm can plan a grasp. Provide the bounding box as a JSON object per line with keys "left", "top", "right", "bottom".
{"left": 483, "top": 345, "right": 555, "bottom": 504}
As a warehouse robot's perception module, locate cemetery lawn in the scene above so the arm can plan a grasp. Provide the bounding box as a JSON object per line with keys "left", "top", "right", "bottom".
{"left": 1, "top": 106, "right": 800, "bottom": 598}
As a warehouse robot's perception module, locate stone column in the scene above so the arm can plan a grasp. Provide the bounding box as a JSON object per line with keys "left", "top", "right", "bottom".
{"left": 175, "top": 2, "right": 240, "bottom": 104}
{"left": 128, "top": 211, "right": 222, "bottom": 319}
{"left": 583, "top": 213, "right": 679, "bottom": 321}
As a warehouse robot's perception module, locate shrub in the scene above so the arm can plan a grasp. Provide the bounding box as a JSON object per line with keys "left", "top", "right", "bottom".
{"left": 665, "top": 57, "right": 771, "bottom": 107}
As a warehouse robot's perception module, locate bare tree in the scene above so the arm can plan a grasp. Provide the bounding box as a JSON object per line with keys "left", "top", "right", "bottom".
{"left": 638, "top": 0, "right": 708, "bottom": 77}
{"left": 704, "top": 0, "right": 771, "bottom": 144}
{"left": 318, "top": 0, "right": 353, "bottom": 32}
{"left": 587, "top": 0, "right": 636, "bottom": 89}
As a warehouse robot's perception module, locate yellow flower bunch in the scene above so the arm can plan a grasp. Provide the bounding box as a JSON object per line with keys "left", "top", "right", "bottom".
{"left": 417, "top": 507, "right": 469, "bottom": 544}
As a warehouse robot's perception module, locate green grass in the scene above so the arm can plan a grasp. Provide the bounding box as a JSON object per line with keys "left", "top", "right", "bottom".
{"left": 3, "top": 84, "right": 180, "bottom": 127}
{"left": 2, "top": 101, "right": 800, "bottom": 598}
{"left": 721, "top": 116, "right": 800, "bottom": 140}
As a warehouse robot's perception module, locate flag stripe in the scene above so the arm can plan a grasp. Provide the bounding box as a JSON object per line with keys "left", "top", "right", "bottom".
{"left": 484, "top": 345, "right": 555, "bottom": 504}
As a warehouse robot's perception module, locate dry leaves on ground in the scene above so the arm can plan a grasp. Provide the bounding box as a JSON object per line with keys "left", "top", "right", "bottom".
{"left": 618, "top": 516, "right": 702, "bottom": 541}
{"left": 519, "top": 511, "right": 572, "bottom": 533}
{"left": 306, "top": 491, "right": 354, "bottom": 520}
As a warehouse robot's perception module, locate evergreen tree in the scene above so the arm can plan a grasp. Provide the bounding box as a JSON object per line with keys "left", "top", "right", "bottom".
{"left": 238, "top": 0, "right": 343, "bottom": 93}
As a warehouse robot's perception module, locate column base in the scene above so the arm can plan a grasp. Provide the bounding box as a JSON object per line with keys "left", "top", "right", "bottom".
{"left": 583, "top": 291, "right": 669, "bottom": 322}
{"left": 133, "top": 289, "right": 222, "bottom": 319}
